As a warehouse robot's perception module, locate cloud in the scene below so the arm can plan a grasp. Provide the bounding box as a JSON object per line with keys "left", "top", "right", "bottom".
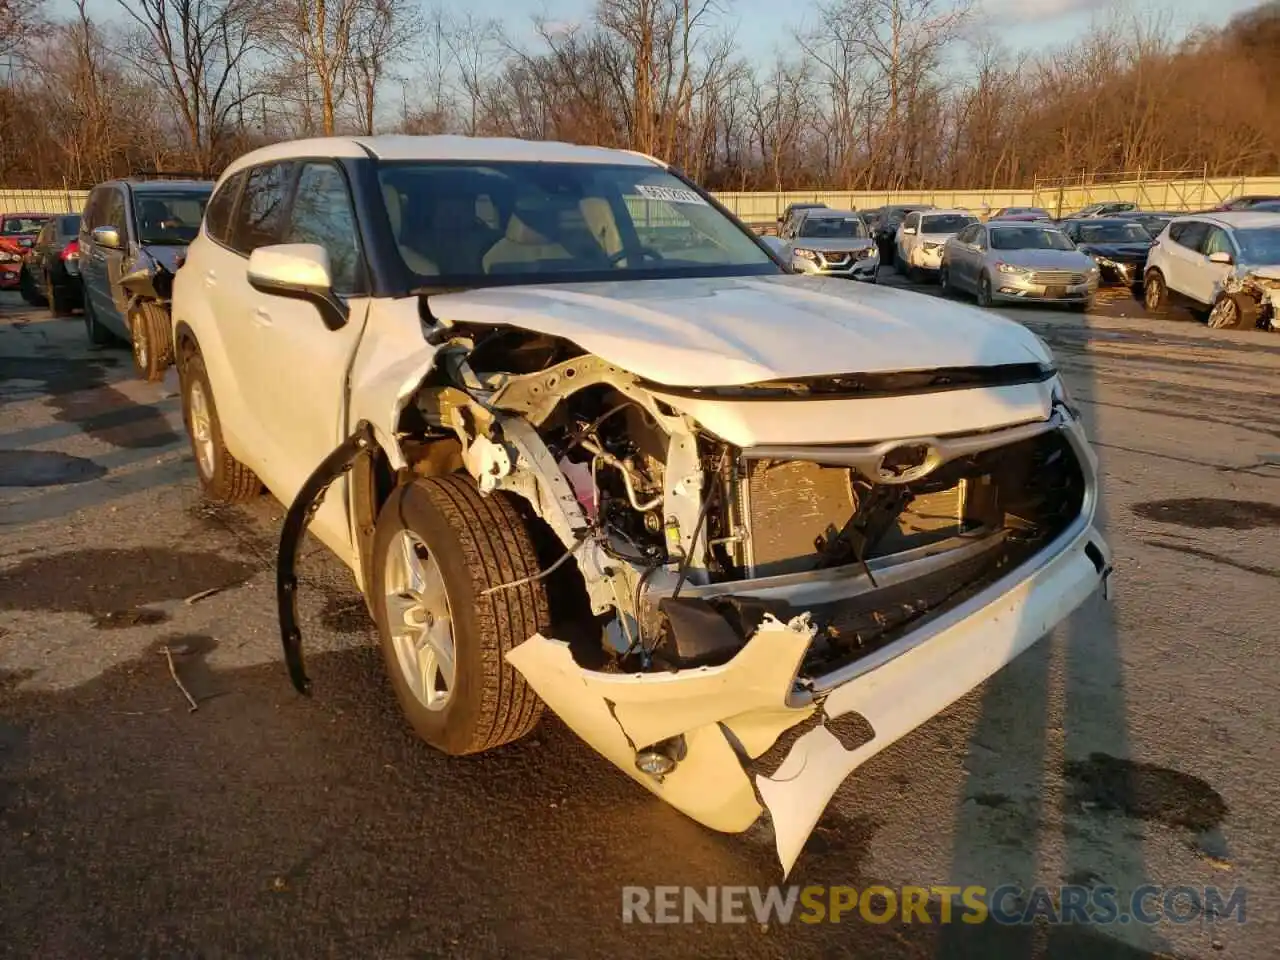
{"left": 978, "top": 0, "right": 1112, "bottom": 25}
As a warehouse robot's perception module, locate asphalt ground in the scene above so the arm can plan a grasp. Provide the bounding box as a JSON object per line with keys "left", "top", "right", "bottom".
{"left": 2, "top": 274, "right": 1279, "bottom": 959}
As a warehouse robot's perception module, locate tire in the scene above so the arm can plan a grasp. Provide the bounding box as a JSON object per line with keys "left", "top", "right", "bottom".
{"left": 372, "top": 476, "right": 548, "bottom": 755}
{"left": 977, "top": 273, "right": 993, "bottom": 308}
{"left": 83, "top": 295, "right": 112, "bottom": 342}
{"left": 939, "top": 265, "right": 952, "bottom": 296}
{"left": 19, "top": 267, "right": 45, "bottom": 306}
{"left": 129, "top": 300, "right": 173, "bottom": 382}
{"left": 48, "top": 275, "right": 73, "bottom": 316}
{"left": 1207, "top": 292, "right": 1257, "bottom": 331}
{"left": 179, "top": 350, "right": 260, "bottom": 501}
{"left": 1143, "top": 269, "right": 1168, "bottom": 316}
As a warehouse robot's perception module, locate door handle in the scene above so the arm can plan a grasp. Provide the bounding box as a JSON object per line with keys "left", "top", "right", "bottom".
{"left": 253, "top": 308, "right": 273, "bottom": 326}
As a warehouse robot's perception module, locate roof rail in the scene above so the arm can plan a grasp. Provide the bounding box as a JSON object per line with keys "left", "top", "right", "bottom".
{"left": 127, "top": 170, "right": 214, "bottom": 182}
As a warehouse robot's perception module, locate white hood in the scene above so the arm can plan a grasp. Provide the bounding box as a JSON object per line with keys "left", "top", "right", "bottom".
{"left": 428, "top": 274, "right": 1051, "bottom": 387}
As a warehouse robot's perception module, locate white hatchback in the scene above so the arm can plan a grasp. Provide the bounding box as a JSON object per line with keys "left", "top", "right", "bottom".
{"left": 1142, "top": 212, "right": 1280, "bottom": 330}
{"left": 172, "top": 135, "right": 1112, "bottom": 873}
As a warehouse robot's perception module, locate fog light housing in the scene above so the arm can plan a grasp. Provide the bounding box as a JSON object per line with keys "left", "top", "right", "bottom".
{"left": 635, "top": 735, "right": 688, "bottom": 781}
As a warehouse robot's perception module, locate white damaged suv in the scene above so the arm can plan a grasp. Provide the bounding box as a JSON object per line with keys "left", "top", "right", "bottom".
{"left": 172, "top": 136, "right": 1112, "bottom": 874}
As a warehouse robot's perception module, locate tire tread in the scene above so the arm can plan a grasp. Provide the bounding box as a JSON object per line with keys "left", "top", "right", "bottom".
{"left": 415, "top": 475, "right": 547, "bottom": 753}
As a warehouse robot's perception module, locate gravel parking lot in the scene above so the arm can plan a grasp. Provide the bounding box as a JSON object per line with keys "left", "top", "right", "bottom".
{"left": 2, "top": 274, "right": 1279, "bottom": 959}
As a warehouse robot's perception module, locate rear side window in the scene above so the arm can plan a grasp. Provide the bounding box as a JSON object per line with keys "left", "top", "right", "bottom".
{"left": 1169, "top": 221, "right": 1209, "bottom": 251}
{"left": 231, "top": 162, "right": 295, "bottom": 255}
{"left": 205, "top": 172, "right": 244, "bottom": 244}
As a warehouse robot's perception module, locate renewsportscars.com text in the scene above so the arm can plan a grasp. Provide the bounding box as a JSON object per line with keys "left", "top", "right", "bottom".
{"left": 621, "top": 884, "right": 1247, "bottom": 926}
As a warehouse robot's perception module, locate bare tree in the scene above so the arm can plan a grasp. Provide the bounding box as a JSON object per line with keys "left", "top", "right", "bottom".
{"left": 267, "top": 0, "right": 362, "bottom": 135}
{"left": 112, "top": 0, "right": 259, "bottom": 171}
{"left": 347, "top": 0, "right": 418, "bottom": 135}
{"left": 0, "top": 0, "right": 41, "bottom": 59}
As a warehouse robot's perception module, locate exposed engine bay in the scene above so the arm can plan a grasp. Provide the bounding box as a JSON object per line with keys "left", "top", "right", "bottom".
{"left": 398, "top": 320, "right": 1088, "bottom": 689}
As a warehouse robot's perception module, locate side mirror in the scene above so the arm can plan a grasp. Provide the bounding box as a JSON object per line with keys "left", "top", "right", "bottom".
{"left": 903, "top": 226, "right": 917, "bottom": 236}
{"left": 92, "top": 225, "right": 122, "bottom": 250}
{"left": 1208, "top": 251, "right": 1233, "bottom": 265}
{"left": 247, "top": 243, "right": 348, "bottom": 330}
{"left": 760, "top": 235, "right": 786, "bottom": 258}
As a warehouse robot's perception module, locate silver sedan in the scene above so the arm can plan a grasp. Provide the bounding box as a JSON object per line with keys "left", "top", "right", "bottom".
{"left": 941, "top": 222, "right": 1100, "bottom": 309}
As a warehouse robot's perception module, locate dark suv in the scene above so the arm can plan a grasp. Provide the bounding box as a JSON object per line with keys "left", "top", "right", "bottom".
{"left": 78, "top": 178, "right": 213, "bottom": 350}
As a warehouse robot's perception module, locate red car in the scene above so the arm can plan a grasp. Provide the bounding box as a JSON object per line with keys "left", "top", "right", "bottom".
{"left": 0, "top": 213, "right": 53, "bottom": 289}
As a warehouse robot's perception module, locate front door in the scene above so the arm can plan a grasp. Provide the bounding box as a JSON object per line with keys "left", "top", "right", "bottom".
{"left": 241, "top": 160, "right": 369, "bottom": 557}
{"left": 1195, "top": 226, "right": 1236, "bottom": 305}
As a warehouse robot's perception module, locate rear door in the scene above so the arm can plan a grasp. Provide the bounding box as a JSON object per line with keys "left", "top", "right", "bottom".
{"left": 1162, "top": 220, "right": 1210, "bottom": 302}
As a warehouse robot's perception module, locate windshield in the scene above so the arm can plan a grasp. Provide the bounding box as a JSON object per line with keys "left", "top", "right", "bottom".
{"left": 133, "top": 190, "right": 211, "bottom": 245}
{"left": 990, "top": 227, "right": 1075, "bottom": 251}
{"left": 1, "top": 216, "right": 49, "bottom": 235}
{"left": 799, "top": 216, "right": 868, "bottom": 239}
{"left": 920, "top": 215, "right": 976, "bottom": 234}
{"left": 1234, "top": 228, "right": 1280, "bottom": 264}
{"left": 1077, "top": 223, "right": 1151, "bottom": 243}
{"left": 377, "top": 161, "right": 776, "bottom": 286}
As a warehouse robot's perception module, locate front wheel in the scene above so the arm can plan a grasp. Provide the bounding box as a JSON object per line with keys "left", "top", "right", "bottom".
{"left": 372, "top": 476, "right": 549, "bottom": 755}
{"left": 129, "top": 301, "right": 173, "bottom": 382}
{"left": 939, "top": 265, "right": 952, "bottom": 296}
{"left": 179, "top": 351, "right": 261, "bottom": 501}
{"left": 1207, "top": 293, "right": 1257, "bottom": 331}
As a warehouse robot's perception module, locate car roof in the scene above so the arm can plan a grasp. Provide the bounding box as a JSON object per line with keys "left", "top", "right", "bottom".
{"left": 220, "top": 135, "right": 663, "bottom": 182}
{"left": 919, "top": 208, "right": 977, "bottom": 218}
{"left": 988, "top": 220, "right": 1062, "bottom": 230}
{"left": 1173, "top": 211, "right": 1280, "bottom": 229}
{"left": 1066, "top": 217, "right": 1146, "bottom": 226}
{"left": 805, "top": 208, "right": 859, "bottom": 218}
{"left": 96, "top": 179, "right": 215, "bottom": 193}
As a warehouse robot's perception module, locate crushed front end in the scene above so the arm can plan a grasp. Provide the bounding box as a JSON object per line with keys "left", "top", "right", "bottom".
{"left": 398, "top": 324, "right": 1111, "bottom": 874}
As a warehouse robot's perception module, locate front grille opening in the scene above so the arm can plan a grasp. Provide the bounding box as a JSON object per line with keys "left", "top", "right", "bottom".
{"left": 721, "top": 430, "right": 1085, "bottom": 678}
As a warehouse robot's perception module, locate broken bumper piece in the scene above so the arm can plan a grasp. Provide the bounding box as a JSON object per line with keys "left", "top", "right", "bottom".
{"left": 507, "top": 518, "right": 1111, "bottom": 876}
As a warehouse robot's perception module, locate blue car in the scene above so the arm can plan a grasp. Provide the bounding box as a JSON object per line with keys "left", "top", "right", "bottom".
{"left": 78, "top": 178, "right": 213, "bottom": 373}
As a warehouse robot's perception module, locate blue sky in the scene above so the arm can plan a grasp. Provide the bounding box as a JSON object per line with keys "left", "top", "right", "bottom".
{"left": 450, "top": 0, "right": 1265, "bottom": 57}
{"left": 61, "top": 0, "right": 1266, "bottom": 58}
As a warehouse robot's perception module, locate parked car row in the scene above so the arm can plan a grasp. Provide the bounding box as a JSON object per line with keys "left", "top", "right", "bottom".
{"left": 8, "top": 176, "right": 214, "bottom": 379}
{"left": 888, "top": 209, "right": 1280, "bottom": 332}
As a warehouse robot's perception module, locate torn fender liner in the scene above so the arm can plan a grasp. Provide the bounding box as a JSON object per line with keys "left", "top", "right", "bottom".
{"left": 505, "top": 615, "right": 818, "bottom": 835}
{"left": 277, "top": 420, "right": 377, "bottom": 694}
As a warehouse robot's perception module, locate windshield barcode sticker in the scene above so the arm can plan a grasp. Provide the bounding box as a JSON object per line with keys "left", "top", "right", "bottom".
{"left": 636, "top": 184, "right": 708, "bottom": 205}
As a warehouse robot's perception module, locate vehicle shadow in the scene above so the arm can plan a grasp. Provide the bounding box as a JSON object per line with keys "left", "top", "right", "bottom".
{"left": 0, "top": 639, "right": 1167, "bottom": 960}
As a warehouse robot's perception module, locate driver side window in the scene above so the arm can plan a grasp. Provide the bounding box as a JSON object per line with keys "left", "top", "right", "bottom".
{"left": 1201, "top": 227, "right": 1233, "bottom": 259}
{"left": 283, "top": 162, "right": 363, "bottom": 295}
